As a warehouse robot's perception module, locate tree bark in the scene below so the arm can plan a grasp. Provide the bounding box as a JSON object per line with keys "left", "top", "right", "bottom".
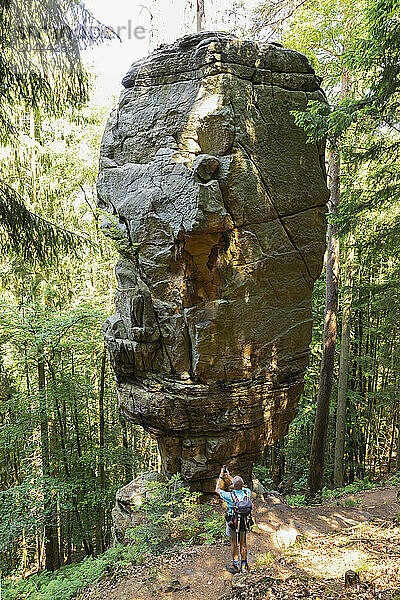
{"left": 306, "top": 57, "right": 352, "bottom": 498}
{"left": 121, "top": 415, "right": 133, "bottom": 481}
{"left": 38, "top": 353, "right": 60, "bottom": 571}
{"left": 197, "top": 0, "right": 205, "bottom": 32}
{"left": 307, "top": 139, "right": 340, "bottom": 497}
{"left": 271, "top": 440, "right": 285, "bottom": 489}
{"left": 396, "top": 404, "right": 400, "bottom": 472}
{"left": 334, "top": 242, "right": 355, "bottom": 487}
{"left": 388, "top": 411, "right": 397, "bottom": 474}
{"left": 95, "top": 346, "right": 107, "bottom": 555}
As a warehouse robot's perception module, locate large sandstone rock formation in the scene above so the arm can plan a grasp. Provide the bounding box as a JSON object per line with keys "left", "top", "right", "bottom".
{"left": 97, "top": 32, "right": 328, "bottom": 491}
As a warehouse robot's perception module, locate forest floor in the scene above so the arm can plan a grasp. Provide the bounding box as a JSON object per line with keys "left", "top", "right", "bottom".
{"left": 82, "top": 485, "right": 400, "bottom": 600}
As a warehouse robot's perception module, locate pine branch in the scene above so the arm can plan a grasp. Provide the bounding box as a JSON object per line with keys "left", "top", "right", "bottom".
{"left": 0, "top": 181, "right": 92, "bottom": 264}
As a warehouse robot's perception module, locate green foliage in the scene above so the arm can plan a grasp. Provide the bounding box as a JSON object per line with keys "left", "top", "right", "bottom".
{"left": 126, "top": 475, "right": 224, "bottom": 556}
{"left": 286, "top": 494, "right": 307, "bottom": 507}
{"left": 199, "top": 513, "right": 227, "bottom": 544}
{"left": 0, "top": 0, "right": 104, "bottom": 135}
{"left": 2, "top": 545, "right": 137, "bottom": 600}
{"left": 0, "top": 182, "right": 90, "bottom": 264}
{"left": 97, "top": 208, "right": 139, "bottom": 258}
{"left": 291, "top": 99, "right": 358, "bottom": 142}
{"left": 0, "top": 1, "right": 115, "bottom": 261}
{"left": 0, "top": 102, "right": 159, "bottom": 577}
{"left": 387, "top": 473, "right": 400, "bottom": 486}
{"left": 3, "top": 480, "right": 226, "bottom": 598}
{"left": 323, "top": 478, "right": 375, "bottom": 500}
{"left": 343, "top": 498, "right": 358, "bottom": 507}
{"left": 349, "top": 0, "right": 400, "bottom": 104}
{"left": 287, "top": 477, "right": 377, "bottom": 506}
{"left": 252, "top": 464, "right": 273, "bottom": 490}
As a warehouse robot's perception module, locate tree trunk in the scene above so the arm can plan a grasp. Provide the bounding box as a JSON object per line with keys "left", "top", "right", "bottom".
{"left": 95, "top": 347, "right": 107, "bottom": 555}
{"left": 21, "top": 528, "right": 28, "bottom": 573}
{"left": 396, "top": 405, "right": 400, "bottom": 472}
{"left": 51, "top": 371, "right": 94, "bottom": 558}
{"left": 38, "top": 353, "right": 60, "bottom": 571}
{"left": 334, "top": 243, "right": 354, "bottom": 487}
{"left": 66, "top": 519, "right": 72, "bottom": 565}
{"left": 197, "top": 0, "right": 205, "bottom": 32}
{"left": 307, "top": 139, "right": 340, "bottom": 497}
{"left": 387, "top": 412, "right": 397, "bottom": 474}
{"left": 271, "top": 440, "right": 285, "bottom": 489}
{"left": 121, "top": 416, "right": 133, "bottom": 481}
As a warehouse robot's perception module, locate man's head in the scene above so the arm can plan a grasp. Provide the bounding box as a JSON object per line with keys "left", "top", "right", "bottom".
{"left": 232, "top": 476, "right": 244, "bottom": 490}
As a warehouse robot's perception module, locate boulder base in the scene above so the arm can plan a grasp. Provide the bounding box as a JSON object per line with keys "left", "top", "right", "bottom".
{"left": 111, "top": 472, "right": 165, "bottom": 543}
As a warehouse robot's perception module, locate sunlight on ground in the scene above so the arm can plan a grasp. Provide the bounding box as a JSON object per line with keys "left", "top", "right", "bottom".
{"left": 282, "top": 521, "right": 400, "bottom": 589}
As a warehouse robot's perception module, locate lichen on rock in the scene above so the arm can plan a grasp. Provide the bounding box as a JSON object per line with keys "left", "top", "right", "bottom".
{"left": 97, "top": 32, "right": 329, "bottom": 491}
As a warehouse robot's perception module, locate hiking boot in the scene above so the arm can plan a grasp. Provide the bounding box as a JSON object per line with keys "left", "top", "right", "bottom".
{"left": 225, "top": 561, "right": 240, "bottom": 574}
{"left": 240, "top": 559, "right": 250, "bottom": 572}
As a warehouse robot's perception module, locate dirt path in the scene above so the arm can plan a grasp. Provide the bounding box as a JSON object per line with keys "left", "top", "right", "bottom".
{"left": 84, "top": 485, "right": 400, "bottom": 600}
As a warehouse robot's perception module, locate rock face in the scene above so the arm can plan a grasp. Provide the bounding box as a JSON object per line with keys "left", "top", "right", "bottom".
{"left": 97, "top": 32, "right": 329, "bottom": 492}
{"left": 111, "top": 472, "right": 164, "bottom": 544}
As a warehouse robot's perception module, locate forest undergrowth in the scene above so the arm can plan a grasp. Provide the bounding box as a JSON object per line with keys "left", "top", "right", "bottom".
{"left": 4, "top": 477, "right": 400, "bottom": 600}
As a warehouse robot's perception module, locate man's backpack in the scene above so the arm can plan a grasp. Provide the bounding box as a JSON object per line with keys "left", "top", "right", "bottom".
{"left": 228, "top": 490, "right": 253, "bottom": 532}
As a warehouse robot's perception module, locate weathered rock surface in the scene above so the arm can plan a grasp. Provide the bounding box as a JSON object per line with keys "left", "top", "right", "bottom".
{"left": 97, "top": 32, "right": 328, "bottom": 491}
{"left": 252, "top": 478, "right": 268, "bottom": 500}
{"left": 111, "top": 472, "right": 165, "bottom": 544}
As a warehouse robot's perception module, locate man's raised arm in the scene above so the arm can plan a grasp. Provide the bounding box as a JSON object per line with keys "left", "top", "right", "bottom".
{"left": 215, "top": 466, "right": 233, "bottom": 494}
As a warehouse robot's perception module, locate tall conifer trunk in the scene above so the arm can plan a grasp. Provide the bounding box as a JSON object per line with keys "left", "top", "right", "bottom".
{"left": 307, "top": 141, "right": 340, "bottom": 497}
{"left": 38, "top": 353, "right": 60, "bottom": 571}
{"left": 307, "top": 63, "right": 351, "bottom": 497}
{"left": 95, "top": 347, "right": 107, "bottom": 555}
{"left": 334, "top": 243, "right": 354, "bottom": 487}
{"left": 396, "top": 405, "right": 400, "bottom": 472}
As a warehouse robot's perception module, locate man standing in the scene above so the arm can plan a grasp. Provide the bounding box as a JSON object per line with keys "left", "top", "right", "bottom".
{"left": 215, "top": 466, "right": 251, "bottom": 573}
